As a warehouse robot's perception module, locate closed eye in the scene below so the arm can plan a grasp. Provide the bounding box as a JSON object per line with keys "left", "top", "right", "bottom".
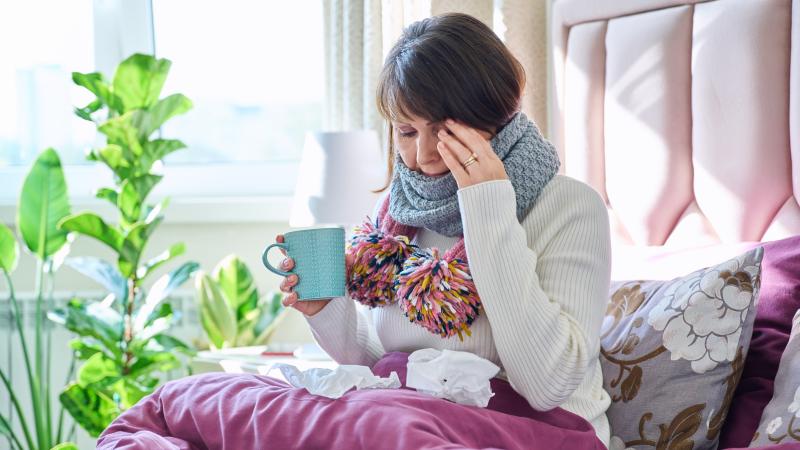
{"left": 398, "top": 130, "right": 417, "bottom": 138}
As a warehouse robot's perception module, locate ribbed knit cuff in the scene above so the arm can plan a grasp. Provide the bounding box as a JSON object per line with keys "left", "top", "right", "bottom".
{"left": 457, "top": 179, "right": 518, "bottom": 235}
{"left": 303, "top": 295, "right": 349, "bottom": 323}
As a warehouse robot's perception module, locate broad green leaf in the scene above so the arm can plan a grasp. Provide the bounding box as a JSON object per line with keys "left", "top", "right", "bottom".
{"left": 152, "top": 333, "right": 194, "bottom": 355}
{"left": 143, "top": 139, "right": 186, "bottom": 165}
{"left": 0, "top": 223, "right": 19, "bottom": 273}
{"left": 64, "top": 257, "right": 127, "bottom": 303}
{"left": 117, "top": 216, "right": 164, "bottom": 278}
{"left": 77, "top": 353, "right": 119, "bottom": 387}
{"left": 98, "top": 113, "right": 143, "bottom": 157}
{"left": 95, "top": 187, "right": 119, "bottom": 207}
{"left": 196, "top": 272, "right": 237, "bottom": 349}
{"left": 59, "top": 383, "right": 119, "bottom": 438}
{"left": 51, "top": 442, "right": 80, "bottom": 450}
{"left": 46, "top": 231, "right": 75, "bottom": 274}
{"left": 130, "top": 175, "right": 162, "bottom": 205}
{"left": 115, "top": 377, "right": 155, "bottom": 408}
{"left": 134, "top": 261, "right": 198, "bottom": 332}
{"left": 133, "top": 302, "right": 173, "bottom": 343}
{"left": 74, "top": 98, "right": 103, "bottom": 121}
{"left": 58, "top": 212, "right": 122, "bottom": 253}
{"left": 71, "top": 71, "right": 124, "bottom": 114}
{"left": 144, "top": 197, "right": 169, "bottom": 225}
{"left": 68, "top": 338, "right": 108, "bottom": 361}
{"left": 132, "top": 93, "right": 193, "bottom": 139}
{"left": 59, "top": 298, "right": 122, "bottom": 357}
{"left": 17, "top": 148, "right": 72, "bottom": 259}
{"left": 112, "top": 54, "right": 171, "bottom": 110}
{"left": 253, "top": 291, "right": 286, "bottom": 336}
{"left": 118, "top": 179, "right": 141, "bottom": 223}
{"left": 213, "top": 254, "right": 259, "bottom": 317}
{"left": 127, "top": 351, "right": 179, "bottom": 378}
{"left": 93, "top": 144, "right": 132, "bottom": 179}
{"left": 254, "top": 308, "right": 291, "bottom": 345}
{"left": 136, "top": 242, "right": 185, "bottom": 281}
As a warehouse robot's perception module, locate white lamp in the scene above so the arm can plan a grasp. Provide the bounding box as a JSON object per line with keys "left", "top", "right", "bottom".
{"left": 289, "top": 130, "right": 386, "bottom": 230}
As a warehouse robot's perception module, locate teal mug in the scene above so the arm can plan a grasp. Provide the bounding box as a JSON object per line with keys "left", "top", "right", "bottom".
{"left": 262, "top": 226, "right": 346, "bottom": 301}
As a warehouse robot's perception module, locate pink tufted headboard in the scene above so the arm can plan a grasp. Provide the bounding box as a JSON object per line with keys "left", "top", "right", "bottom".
{"left": 549, "top": 0, "right": 800, "bottom": 249}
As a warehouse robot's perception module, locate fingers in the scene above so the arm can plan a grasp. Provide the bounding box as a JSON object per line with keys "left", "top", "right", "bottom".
{"left": 437, "top": 127, "right": 472, "bottom": 163}
{"left": 281, "top": 291, "right": 298, "bottom": 307}
{"left": 437, "top": 139, "right": 467, "bottom": 183}
{"left": 279, "top": 272, "right": 298, "bottom": 293}
{"left": 276, "top": 234, "right": 287, "bottom": 256}
{"left": 443, "top": 119, "right": 492, "bottom": 158}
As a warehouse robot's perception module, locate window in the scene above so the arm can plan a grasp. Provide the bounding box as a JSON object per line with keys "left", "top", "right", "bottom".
{"left": 152, "top": 0, "right": 325, "bottom": 165}
{"left": 1, "top": 0, "right": 325, "bottom": 221}
{"left": 0, "top": 0, "right": 96, "bottom": 167}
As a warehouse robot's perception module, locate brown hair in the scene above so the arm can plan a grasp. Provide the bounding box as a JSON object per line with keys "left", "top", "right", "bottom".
{"left": 373, "top": 12, "right": 526, "bottom": 192}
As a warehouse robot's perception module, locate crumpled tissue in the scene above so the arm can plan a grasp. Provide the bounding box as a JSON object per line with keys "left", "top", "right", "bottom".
{"left": 406, "top": 348, "right": 501, "bottom": 408}
{"left": 269, "top": 364, "right": 402, "bottom": 399}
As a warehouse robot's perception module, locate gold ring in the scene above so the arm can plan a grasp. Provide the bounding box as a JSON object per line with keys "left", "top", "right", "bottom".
{"left": 461, "top": 153, "right": 478, "bottom": 168}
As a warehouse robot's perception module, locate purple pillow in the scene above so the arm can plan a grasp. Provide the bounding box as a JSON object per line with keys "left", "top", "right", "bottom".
{"left": 719, "top": 235, "right": 800, "bottom": 448}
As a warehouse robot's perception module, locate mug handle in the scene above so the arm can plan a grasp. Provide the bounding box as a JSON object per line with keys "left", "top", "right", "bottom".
{"left": 262, "top": 243, "right": 292, "bottom": 277}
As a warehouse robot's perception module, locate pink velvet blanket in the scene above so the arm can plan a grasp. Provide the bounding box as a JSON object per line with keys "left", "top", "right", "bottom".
{"left": 97, "top": 351, "right": 606, "bottom": 450}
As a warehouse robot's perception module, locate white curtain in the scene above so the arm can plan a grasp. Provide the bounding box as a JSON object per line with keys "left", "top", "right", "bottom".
{"left": 322, "top": 0, "right": 551, "bottom": 142}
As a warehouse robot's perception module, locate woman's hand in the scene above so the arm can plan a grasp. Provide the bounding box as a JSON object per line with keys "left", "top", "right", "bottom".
{"left": 276, "top": 234, "right": 355, "bottom": 317}
{"left": 276, "top": 234, "right": 330, "bottom": 317}
{"left": 436, "top": 118, "right": 509, "bottom": 189}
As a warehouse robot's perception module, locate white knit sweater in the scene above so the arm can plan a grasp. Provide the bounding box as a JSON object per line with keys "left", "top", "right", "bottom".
{"left": 303, "top": 175, "right": 612, "bottom": 446}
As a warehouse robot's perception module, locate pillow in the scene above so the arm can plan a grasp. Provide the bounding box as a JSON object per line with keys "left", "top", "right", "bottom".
{"left": 748, "top": 309, "right": 800, "bottom": 447}
{"left": 602, "top": 247, "right": 764, "bottom": 450}
{"left": 720, "top": 235, "right": 800, "bottom": 448}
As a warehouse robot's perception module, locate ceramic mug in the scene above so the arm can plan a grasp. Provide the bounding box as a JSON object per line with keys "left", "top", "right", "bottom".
{"left": 262, "top": 226, "right": 346, "bottom": 301}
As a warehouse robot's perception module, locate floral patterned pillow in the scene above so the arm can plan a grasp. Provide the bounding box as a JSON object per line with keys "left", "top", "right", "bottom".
{"left": 749, "top": 309, "right": 800, "bottom": 447}
{"left": 602, "top": 247, "right": 764, "bottom": 450}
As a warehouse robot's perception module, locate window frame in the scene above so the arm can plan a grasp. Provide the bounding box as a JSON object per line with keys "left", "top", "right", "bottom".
{"left": 0, "top": 0, "right": 305, "bottom": 224}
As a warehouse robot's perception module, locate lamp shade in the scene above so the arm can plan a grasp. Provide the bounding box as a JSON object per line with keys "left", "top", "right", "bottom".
{"left": 289, "top": 130, "right": 386, "bottom": 228}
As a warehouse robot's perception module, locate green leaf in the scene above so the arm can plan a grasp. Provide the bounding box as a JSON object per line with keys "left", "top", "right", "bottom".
{"left": 213, "top": 255, "right": 259, "bottom": 318}
{"left": 95, "top": 187, "right": 119, "bottom": 207}
{"left": 117, "top": 179, "right": 141, "bottom": 224}
{"left": 71, "top": 71, "right": 124, "bottom": 114}
{"left": 51, "top": 442, "right": 80, "bottom": 450}
{"left": 0, "top": 223, "right": 19, "bottom": 273}
{"left": 196, "top": 272, "right": 237, "bottom": 349}
{"left": 117, "top": 216, "right": 164, "bottom": 278}
{"left": 64, "top": 257, "right": 127, "bottom": 302}
{"left": 68, "top": 339, "right": 107, "bottom": 361}
{"left": 74, "top": 98, "right": 103, "bottom": 122}
{"left": 93, "top": 144, "right": 132, "bottom": 179}
{"left": 98, "top": 113, "right": 143, "bottom": 157}
{"left": 136, "top": 242, "right": 185, "bottom": 281}
{"left": 143, "top": 138, "right": 186, "bottom": 163}
{"left": 132, "top": 93, "right": 193, "bottom": 139}
{"left": 59, "top": 383, "right": 119, "bottom": 438}
{"left": 59, "top": 299, "right": 123, "bottom": 358}
{"left": 134, "top": 261, "right": 198, "bottom": 332}
{"left": 127, "top": 351, "right": 179, "bottom": 378}
{"left": 17, "top": 148, "right": 72, "bottom": 259}
{"left": 58, "top": 212, "right": 123, "bottom": 253}
{"left": 77, "top": 353, "right": 119, "bottom": 387}
{"left": 112, "top": 54, "right": 171, "bottom": 111}
{"left": 152, "top": 333, "right": 194, "bottom": 355}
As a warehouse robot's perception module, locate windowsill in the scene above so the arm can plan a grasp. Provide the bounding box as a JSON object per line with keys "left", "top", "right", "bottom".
{"left": 0, "top": 195, "right": 293, "bottom": 225}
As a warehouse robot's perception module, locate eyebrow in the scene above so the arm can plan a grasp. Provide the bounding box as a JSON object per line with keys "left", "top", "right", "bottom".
{"left": 394, "top": 120, "right": 441, "bottom": 126}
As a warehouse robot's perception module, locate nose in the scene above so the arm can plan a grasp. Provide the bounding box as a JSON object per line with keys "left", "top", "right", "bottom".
{"left": 416, "top": 130, "right": 441, "bottom": 166}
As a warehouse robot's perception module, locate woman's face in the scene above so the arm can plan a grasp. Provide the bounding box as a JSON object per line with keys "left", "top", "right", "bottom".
{"left": 392, "top": 113, "right": 494, "bottom": 177}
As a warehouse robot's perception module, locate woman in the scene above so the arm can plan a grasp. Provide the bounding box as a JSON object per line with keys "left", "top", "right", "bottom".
{"left": 278, "top": 12, "right": 613, "bottom": 448}
{"left": 98, "top": 12, "right": 612, "bottom": 450}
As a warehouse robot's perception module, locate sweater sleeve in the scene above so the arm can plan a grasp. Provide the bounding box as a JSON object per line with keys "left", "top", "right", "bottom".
{"left": 300, "top": 191, "right": 390, "bottom": 367}
{"left": 302, "top": 294, "right": 386, "bottom": 366}
{"left": 456, "top": 178, "right": 610, "bottom": 411}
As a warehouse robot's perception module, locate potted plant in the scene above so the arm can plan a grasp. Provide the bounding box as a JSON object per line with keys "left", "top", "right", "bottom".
{"left": 195, "top": 255, "right": 289, "bottom": 350}
{"left": 48, "top": 53, "right": 198, "bottom": 437}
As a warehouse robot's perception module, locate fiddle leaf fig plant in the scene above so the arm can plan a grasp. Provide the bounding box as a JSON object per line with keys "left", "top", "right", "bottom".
{"left": 49, "top": 53, "right": 198, "bottom": 437}
{"left": 196, "top": 255, "right": 288, "bottom": 349}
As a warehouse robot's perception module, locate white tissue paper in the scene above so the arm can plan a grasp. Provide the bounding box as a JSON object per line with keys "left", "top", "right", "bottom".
{"left": 269, "top": 363, "right": 401, "bottom": 399}
{"left": 406, "top": 348, "right": 500, "bottom": 408}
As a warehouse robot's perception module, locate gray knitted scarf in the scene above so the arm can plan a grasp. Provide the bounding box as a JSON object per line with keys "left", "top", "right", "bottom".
{"left": 388, "top": 111, "right": 560, "bottom": 237}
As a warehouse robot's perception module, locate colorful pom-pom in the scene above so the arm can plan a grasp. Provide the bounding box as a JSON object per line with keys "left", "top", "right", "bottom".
{"left": 394, "top": 247, "right": 482, "bottom": 341}
{"left": 346, "top": 219, "right": 416, "bottom": 307}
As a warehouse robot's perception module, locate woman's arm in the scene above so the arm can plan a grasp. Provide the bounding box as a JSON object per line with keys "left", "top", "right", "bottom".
{"left": 303, "top": 295, "right": 386, "bottom": 366}
{"left": 301, "top": 191, "right": 390, "bottom": 367}
{"left": 457, "top": 178, "right": 610, "bottom": 411}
